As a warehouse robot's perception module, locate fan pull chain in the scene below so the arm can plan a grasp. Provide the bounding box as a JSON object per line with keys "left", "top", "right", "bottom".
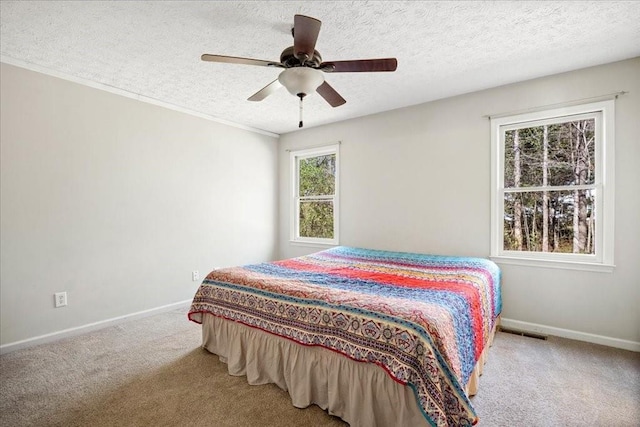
{"left": 298, "top": 95, "right": 304, "bottom": 128}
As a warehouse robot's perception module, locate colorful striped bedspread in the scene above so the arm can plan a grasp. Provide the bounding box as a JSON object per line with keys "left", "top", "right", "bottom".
{"left": 188, "top": 246, "right": 502, "bottom": 427}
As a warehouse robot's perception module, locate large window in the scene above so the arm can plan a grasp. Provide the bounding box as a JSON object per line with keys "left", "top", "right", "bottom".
{"left": 290, "top": 144, "right": 339, "bottom": 245}
{"left": 490, "top": 100, "right": 614, "bottom": 271}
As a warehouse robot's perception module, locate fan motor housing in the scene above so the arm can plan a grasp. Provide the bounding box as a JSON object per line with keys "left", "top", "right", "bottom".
{"left": 280, "top": 46, "right": 322, "bottom": 68}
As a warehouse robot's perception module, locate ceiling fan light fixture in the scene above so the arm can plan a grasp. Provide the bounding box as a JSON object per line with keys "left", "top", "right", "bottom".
{"left": 201, "top": 14, "right": 397, "bottom": 127}
{"left": 278, "top": 67, "right": 325, "bottom": 97}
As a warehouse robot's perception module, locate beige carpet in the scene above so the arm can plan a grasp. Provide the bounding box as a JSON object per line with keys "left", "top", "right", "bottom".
{"left": 1, "top": 307, "right": 639, "bottom": 427}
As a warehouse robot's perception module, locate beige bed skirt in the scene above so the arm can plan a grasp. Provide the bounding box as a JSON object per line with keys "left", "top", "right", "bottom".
{"left": 201, "top": 314, "right": 497, "bottom": 427}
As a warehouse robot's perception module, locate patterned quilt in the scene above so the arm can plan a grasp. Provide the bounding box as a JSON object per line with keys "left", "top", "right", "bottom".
{"left": 188, "top": 246, "right": 501, "bottom": 427}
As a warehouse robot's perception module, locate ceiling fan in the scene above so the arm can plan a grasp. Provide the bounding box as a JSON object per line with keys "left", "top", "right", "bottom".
{"left": 201, "top": 14, "right": 398, "bottom": 128}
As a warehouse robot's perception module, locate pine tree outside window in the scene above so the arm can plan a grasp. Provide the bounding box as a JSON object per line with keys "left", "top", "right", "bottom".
{"left": 290, "top": 144, "right": 339, "bottom": 245}
{"left": 490, "top": 100, "right": 615, "bottom": 272}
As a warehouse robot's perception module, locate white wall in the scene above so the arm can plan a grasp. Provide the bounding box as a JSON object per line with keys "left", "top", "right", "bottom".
{"left": 278, "top": 58, "right": 640, "bottom": 348}
{"left": 0, "top": 63, "right": 279, "bottom": 347}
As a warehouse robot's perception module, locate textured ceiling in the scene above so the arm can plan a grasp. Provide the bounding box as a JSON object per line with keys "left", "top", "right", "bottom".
{"left": 1, "top": 1, "right": 639, "bottom": 135}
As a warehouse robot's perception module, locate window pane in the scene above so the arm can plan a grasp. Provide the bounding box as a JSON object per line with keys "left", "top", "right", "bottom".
{"left": 299, "top": 200, "right": 334, "bottom": 239}
{"left": 299, "top": 154, "right": 336, "bottom": 196}
{"left": 504, "top": 119, "right": 595, "bottom": 188}
{"left": 503, "top": 189, "right": 595, "bottom": 254}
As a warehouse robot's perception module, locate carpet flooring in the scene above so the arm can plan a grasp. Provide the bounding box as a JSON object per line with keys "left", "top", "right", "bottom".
{"left": 1, "top": 307, "right": 638, "bottom": 426}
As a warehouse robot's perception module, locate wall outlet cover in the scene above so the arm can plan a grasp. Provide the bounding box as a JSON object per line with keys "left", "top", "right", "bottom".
{"left": 54, "top": 292, "right": 67, "bottom": 308}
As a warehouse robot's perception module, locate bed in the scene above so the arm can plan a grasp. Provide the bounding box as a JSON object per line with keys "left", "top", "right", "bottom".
{"left": 188, "top": 246, "right": 502, "bottom": 427}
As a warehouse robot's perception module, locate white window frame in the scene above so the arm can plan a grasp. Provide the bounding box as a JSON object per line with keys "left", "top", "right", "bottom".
{"left": 290, "top": 144, "right": 340, "bottom": 246}
{"left": 490, "top": 100, "right": 615, "bottom": 272}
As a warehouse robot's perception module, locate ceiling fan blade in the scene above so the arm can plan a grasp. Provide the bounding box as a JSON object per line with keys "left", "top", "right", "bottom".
{"left": 320, "top": 58, "right": 398, "bottom": 73}
{"left": 201, "top": 54, "right": 281, "bottom": 67}
{"left": 293, "top": 15, "right": 321, "bottom": 60}
{"left": 248, "top": 79, "right": 283, "bottom": 101}
{"left": 316, "top": 81, "right": 346, "bottom": 107}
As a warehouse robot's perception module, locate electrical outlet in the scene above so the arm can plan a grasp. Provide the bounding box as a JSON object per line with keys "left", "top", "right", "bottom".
{"left": 192, "top": 270, "right": 199, "bottom": 281}
{"left": 54, "top": 292, "right": 67, "bottom": 308}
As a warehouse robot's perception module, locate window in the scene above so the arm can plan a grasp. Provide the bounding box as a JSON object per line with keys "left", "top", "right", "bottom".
{"left": 490, "top": 100, "right": 614, "bottom": 271}
{"left": 290, "top": 144, "right": 339, "bottom": 245}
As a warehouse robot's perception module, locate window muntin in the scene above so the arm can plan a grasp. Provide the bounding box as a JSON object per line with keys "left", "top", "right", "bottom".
{"left": 491, "top": 101, "right": 614, "bottom": 270}
{"left": 290, "top": 145, "right": 339, "bottom": 245}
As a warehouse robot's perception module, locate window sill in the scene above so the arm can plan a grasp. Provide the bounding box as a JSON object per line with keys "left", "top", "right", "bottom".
{"left": 289, "top": 240, "right": 338, "bottom": 249}
{"left": 490, "top": 255, "right": 615, "bottom": 273}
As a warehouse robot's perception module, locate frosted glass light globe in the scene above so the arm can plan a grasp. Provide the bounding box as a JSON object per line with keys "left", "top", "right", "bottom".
{"left": 278, "top": 67, "right": 324, "bottom": 97}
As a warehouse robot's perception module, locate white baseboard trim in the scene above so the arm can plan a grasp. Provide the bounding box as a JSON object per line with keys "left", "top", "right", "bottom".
{"left": 0, "top": 300, "right": 192, "bottom": 355}
{"left": 500, "top": 318, "right": 640, "bottom": 352}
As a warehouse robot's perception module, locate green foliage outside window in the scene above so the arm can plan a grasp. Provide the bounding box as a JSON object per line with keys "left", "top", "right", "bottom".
{"left": 299, "top": 201, "right": 334, "bottom": 238}
{"left": 503, "top": 120, "right": 595, "bottom": 254}
{"left": 298, "top": 154, "right": 336, "bottom": 239}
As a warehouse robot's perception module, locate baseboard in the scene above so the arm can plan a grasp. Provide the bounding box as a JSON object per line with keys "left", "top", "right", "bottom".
{"left": 4, "top": 308, "right": 637, "bottom": 354}
{"left": 500, "top": 318, "right": 640, "bottom": 352}
{"left": 0, "top": 300, "right": 192, "bottom": 355}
